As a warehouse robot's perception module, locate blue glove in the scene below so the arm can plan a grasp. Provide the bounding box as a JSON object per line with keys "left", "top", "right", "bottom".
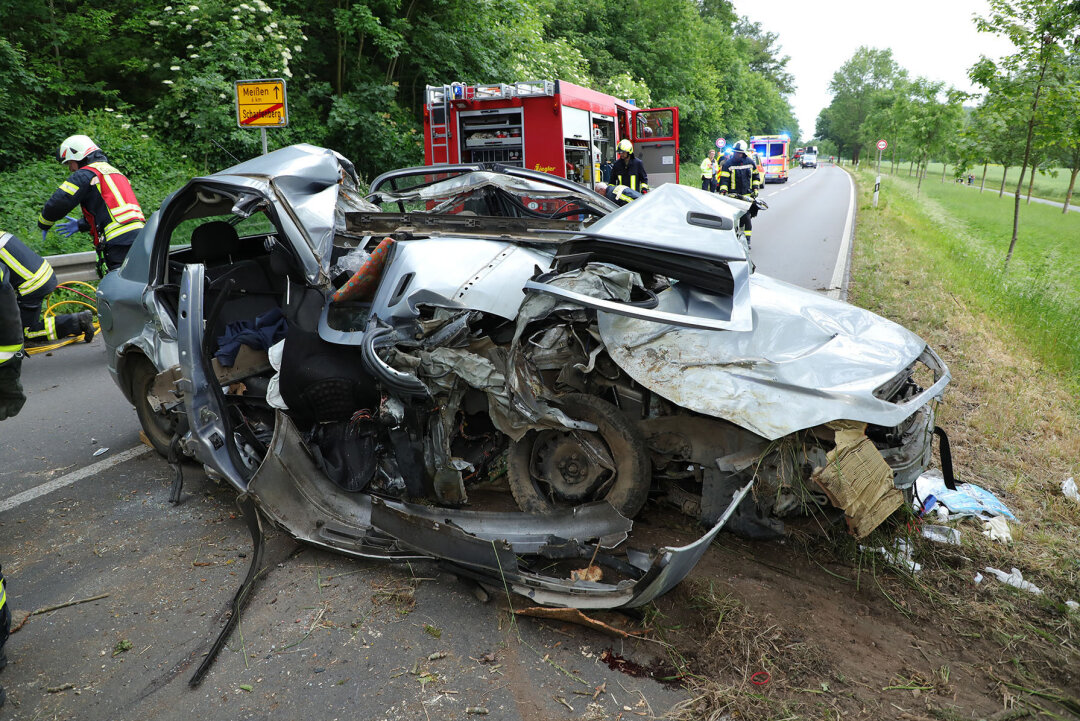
{"left": 57, "top": 215, "right": 81, "bottom": 237}
{"left": 41, "top": 228, "right": 49, "bottom": 243}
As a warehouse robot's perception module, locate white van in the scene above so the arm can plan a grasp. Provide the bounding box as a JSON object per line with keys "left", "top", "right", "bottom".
{"left": 801, "top": 146, "right": 818, "bottom": 168}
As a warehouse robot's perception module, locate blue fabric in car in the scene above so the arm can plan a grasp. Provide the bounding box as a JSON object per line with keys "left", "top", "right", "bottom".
{"left": 214, "top": 307, "right": 288, "bottom": 367}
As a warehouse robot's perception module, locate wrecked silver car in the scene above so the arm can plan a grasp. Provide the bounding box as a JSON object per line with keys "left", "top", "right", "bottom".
{"left": 97, "top": 144, "right": 951, "bottom": 610}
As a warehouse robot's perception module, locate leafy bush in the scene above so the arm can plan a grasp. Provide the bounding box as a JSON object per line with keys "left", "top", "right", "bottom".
{"left": 0, "top": 108, "right": 201, "bottom": 256}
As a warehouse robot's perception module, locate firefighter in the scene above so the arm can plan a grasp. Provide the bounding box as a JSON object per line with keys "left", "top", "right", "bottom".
{"left": 38, "top": 135, "right": 145, "bottom": 276}
{"left": 0, "top": 267, "right": 22, "bottom": 710}
{"left": 0, "top": 266, "right": 25, "bottom": 423}
{"left": 594, "top": 182, "right": 642, "bottom": 206}
{"left": 718, "top": 140, "right": 763, "bottom": 246}
{"left": 700, "top": 149, "right": 718, "bottom": 192}
{"left": 1, "top": 231, "right": 94, "bottom": 346}
{"left": 609, "top": 139, "right": 649, "bottom": 193}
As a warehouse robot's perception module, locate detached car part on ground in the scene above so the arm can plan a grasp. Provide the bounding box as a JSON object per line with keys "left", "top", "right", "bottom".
{"left": 98, "top": 144, "right": 951, "bottom": 611}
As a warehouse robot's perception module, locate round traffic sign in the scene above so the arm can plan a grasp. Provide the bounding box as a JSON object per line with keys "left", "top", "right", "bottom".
{"left": 877, "top": 139, "right": 888, "bottom": 150}
{"left": 715, "top": 137, "right": 726, "bottom": 149}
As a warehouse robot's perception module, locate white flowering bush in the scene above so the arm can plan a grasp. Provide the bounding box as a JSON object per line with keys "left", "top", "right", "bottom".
{"left": 146, "top": 0, "right": 319, "bottom": 168}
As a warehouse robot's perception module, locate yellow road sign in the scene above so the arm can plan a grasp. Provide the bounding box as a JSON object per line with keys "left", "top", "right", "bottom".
{"left": 235, "top": 78, "right": 288, "bottom": 127}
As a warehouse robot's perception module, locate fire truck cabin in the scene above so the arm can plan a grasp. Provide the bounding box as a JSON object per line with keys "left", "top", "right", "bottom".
{"left": 424, "top": 80, "right": 679, "bottom": 189}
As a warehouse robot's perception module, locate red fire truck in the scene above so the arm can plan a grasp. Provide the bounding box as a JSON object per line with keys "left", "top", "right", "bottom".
{"left": 423, "top": 80, "right": 679, "bottom": 189}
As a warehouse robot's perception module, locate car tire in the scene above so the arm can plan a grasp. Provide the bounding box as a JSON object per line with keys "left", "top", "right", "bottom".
{"left": 129, "top": 356, "right": 180, "bottom": 457}
{"left": 507, "top": 394, "right": 651, "bottom": 518}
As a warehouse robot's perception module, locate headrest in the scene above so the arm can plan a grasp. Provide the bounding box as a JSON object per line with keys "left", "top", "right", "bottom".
{"left": 190, "top": 221, "right": 241, "bottom": 263}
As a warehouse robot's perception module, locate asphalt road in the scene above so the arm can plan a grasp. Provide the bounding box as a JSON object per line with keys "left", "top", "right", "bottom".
{"left": 0, "top": 169, "right": 856, "bottom": 720}
{"left": 750, "top": 164, "right": 855, "bottom": 299}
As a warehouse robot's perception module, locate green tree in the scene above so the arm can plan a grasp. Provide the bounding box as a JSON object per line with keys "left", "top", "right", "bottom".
{"left": 970, "top": 0, "right": 1080, "bottom": 267}
{"left": 819, "top": 47, "right": 906, "bottom": 164}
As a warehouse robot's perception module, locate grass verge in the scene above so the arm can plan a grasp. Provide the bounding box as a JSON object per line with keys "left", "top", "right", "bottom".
{"left": 883, "top": 161, "right": 1077, "bottom": 206}
{"left": 659, "top": 165, "right": 1080, "bottom": 720}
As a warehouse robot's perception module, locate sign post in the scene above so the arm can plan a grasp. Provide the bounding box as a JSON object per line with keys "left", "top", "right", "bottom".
{"left": 874, "top": 139, "right": 888, "bottom": 207}
{"left": 715, "top": 137, "right": 726, "bottom": 150}
{"left": 235, "top": 78, "right": 289, "bottom": 155}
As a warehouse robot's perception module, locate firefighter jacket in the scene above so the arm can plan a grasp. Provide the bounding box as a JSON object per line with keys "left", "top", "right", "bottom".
{"left": 0, "top": 271, "right": 21, "bottom": 363}
{"left": 38, "top": 151, "right": 145, "bottom": 249}
{"left": 603, "top": 184, "right": 642, "bottom": 206}
{"left": 718, "top": 153, "right": 762, "bottom": 198}
{"left": 0, "top": 232, "right": 57, "bottom": 302}
{"left": 610, "top": 155, "right": 649, "bottom": 193}
{"left": 700, "top": 156, "right": 717, "bottom": 179}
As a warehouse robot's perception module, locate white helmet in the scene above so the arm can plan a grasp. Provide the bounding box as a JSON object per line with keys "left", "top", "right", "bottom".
{"left": 58, "top": 135, "right": 99, "bottom": 164}
{"left": 732, "top": 140, "right": 748, "bottom": 154}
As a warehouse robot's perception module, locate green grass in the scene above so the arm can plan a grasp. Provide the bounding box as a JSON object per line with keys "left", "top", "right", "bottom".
{"left": 878, "top": 160, "right": 1078, "bottom": 206}
{"left": 858, "top": 168, "right": 1080, "bottom": 387}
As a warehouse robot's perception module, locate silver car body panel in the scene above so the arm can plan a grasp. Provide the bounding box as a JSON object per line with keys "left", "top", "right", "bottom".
{"left": 176, "top": 263, "right": 248, "bottom": 490}
{"left": 585, "top": 183, "right": 748, "bottom": 263}
{"left": 599, "top": 272, "right": 950, "bottom": 440}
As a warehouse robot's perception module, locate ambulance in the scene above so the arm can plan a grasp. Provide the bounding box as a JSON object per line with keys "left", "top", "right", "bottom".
{"left": 750, "top": 134, "right": 791, "bottom": 182}
{"left": 423, "top": 80, "right": 679, "bottom": 188}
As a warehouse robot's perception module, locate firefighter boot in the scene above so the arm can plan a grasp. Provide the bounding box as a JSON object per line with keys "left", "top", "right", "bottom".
{"left": 79, "top": 311, "right": 95, "bottom": 343}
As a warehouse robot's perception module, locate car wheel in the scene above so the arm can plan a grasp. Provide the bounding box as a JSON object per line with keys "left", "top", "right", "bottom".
{"left": 507, "top": 394, "right": 650, "bottom": 518}
{"left": 129, "top": 356, "right": 180, "bottom": 457}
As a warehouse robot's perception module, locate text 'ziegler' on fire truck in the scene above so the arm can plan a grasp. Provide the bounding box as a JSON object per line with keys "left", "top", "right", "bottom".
{"left": 424, "top": 80, "right": 679, "bottom": 189}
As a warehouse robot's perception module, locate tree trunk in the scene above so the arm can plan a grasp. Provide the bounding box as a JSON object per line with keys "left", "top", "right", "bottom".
{"left": 917, "top": 158, "right": 925, "bottom": 194}
{"left": 999, "top": 166, "right": 1009, "bottom": 198}
{"left": 980, "top": 162, "right": 988, "bottom": 192}
{"left": 941, "top": 162, "right": 947, "bottom": 183}
{"left": 1065, "top": 167, "right": 1078, "bottom": 214}
{"left": 1026, "top": 166, "right": 1036, "bottom": 204}
{"left": 1005, "top": 42, "right": 1052, "bottom": 270}
{"left": 908, "top": 160, "right": 914, "bottom": 177}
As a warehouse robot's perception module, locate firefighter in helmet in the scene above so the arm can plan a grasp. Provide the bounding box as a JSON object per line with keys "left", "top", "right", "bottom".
{"left": 38, "top": 135, "right": 145, "bottom": 276}
{"left": 1, "top": 231, "right": 94, "bottom": 346}
{"left": 609, "top": 139, "right": 649, "bottom": 193}
{"left": 594, "top": 182, "right": 642, "bottom": 207}
{"left": 718, "top": 140, "right": 763, "bottom": 245}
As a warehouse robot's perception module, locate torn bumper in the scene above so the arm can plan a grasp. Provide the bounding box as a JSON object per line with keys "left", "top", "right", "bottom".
{"left": 248, "top": 412, "right": 751, "bottom": 608}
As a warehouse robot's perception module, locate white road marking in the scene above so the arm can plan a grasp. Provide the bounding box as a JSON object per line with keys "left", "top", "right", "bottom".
{"left": 0, "top": 444, "right": 152, "bottom": 513}
{"left": 827, "top": 169, "right": 857, "bottom": 300}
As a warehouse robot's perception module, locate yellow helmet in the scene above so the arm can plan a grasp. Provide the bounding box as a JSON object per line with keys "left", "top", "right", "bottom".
{"left": 618, "top": 139, "right": 633, "bottom": 154}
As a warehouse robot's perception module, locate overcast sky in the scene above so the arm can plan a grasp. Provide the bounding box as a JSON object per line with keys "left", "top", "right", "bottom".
{"left": 733, "top": 0, "right": 1017, "bottom": 142}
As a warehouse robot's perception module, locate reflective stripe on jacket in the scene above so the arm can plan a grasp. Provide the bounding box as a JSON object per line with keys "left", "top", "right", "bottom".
{"left": 0, "top": 232, "right": 56, "bottom": 298}
{"left": 82, "top": 162, "right": 146, "bottom": 245}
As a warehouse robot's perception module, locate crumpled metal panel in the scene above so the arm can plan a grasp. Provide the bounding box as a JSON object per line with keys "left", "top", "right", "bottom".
{"left": 372, "top": 477, "right": 755, "bottom": 610}
{"left": 209, "top": 144, "right": 378, "bottom": 274}
{"left": 248, "top": 412, "right": 632, "bottom": 557}
{"left": 600, "top": 273, "right": 950, "bottom": 440}
{"left": 375, "top": 170, "right": 609, "bottom": 204}
{"left": 368, "top": 238, "right": 554, "bottom": 324}
{"left": 585, "top": 183, "right": 748, "bottom": 263}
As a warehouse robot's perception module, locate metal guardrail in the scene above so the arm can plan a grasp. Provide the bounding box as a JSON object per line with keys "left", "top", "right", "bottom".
{"left": 45, "top": 251, "right": 98, "bottom": 284}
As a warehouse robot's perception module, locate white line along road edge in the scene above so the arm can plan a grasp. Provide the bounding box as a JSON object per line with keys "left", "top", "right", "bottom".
{"left": 0, "top": 445, "right": 152, "bottom": 514}
{"left": 826, "top": 168, "right": 856, "bottom": 301}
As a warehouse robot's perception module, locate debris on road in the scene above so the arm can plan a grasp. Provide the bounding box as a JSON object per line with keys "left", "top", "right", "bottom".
{"left": 914, "top": 470, "right": 1015, "bottom": 520}
{"left": 1063, "top": 477, "right": 1079, "bottom": 503}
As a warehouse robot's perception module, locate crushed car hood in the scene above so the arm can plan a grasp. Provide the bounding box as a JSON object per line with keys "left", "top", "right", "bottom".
{"left": 599, "top": 273, "right": 950, "bottom": 439}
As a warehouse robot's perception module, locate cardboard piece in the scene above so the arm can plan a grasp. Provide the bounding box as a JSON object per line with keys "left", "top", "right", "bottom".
{"left": 812, "top": 421, "right": 902, "bottom": 538}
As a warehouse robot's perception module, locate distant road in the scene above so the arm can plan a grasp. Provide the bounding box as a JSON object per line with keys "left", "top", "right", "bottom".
{"left": 749, "top": 164, "right": 855, "bottom": 300}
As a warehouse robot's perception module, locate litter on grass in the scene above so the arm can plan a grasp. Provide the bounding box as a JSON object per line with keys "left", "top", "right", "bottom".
{"left": 983, "top": 567, "right": 1042, "bottom": 595}
{"left": 920, "top": 524, "right": 961, "bottom": 545}
{"left": 981, "top": 516, "right": 1011, "bottom": 544}
{"left": 1063, "top": 477, "right": 1079, "bottom": 504}
{"left": 914, "top": 470, "right": 1015, "bottom": 520}
{"left": 861, "top": 538, "right": 921, "bottom": 573}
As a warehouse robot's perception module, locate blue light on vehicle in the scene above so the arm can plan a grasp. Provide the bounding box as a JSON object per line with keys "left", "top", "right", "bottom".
{"left": 780, "top": 133, "right": 790, "bottom": 141}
